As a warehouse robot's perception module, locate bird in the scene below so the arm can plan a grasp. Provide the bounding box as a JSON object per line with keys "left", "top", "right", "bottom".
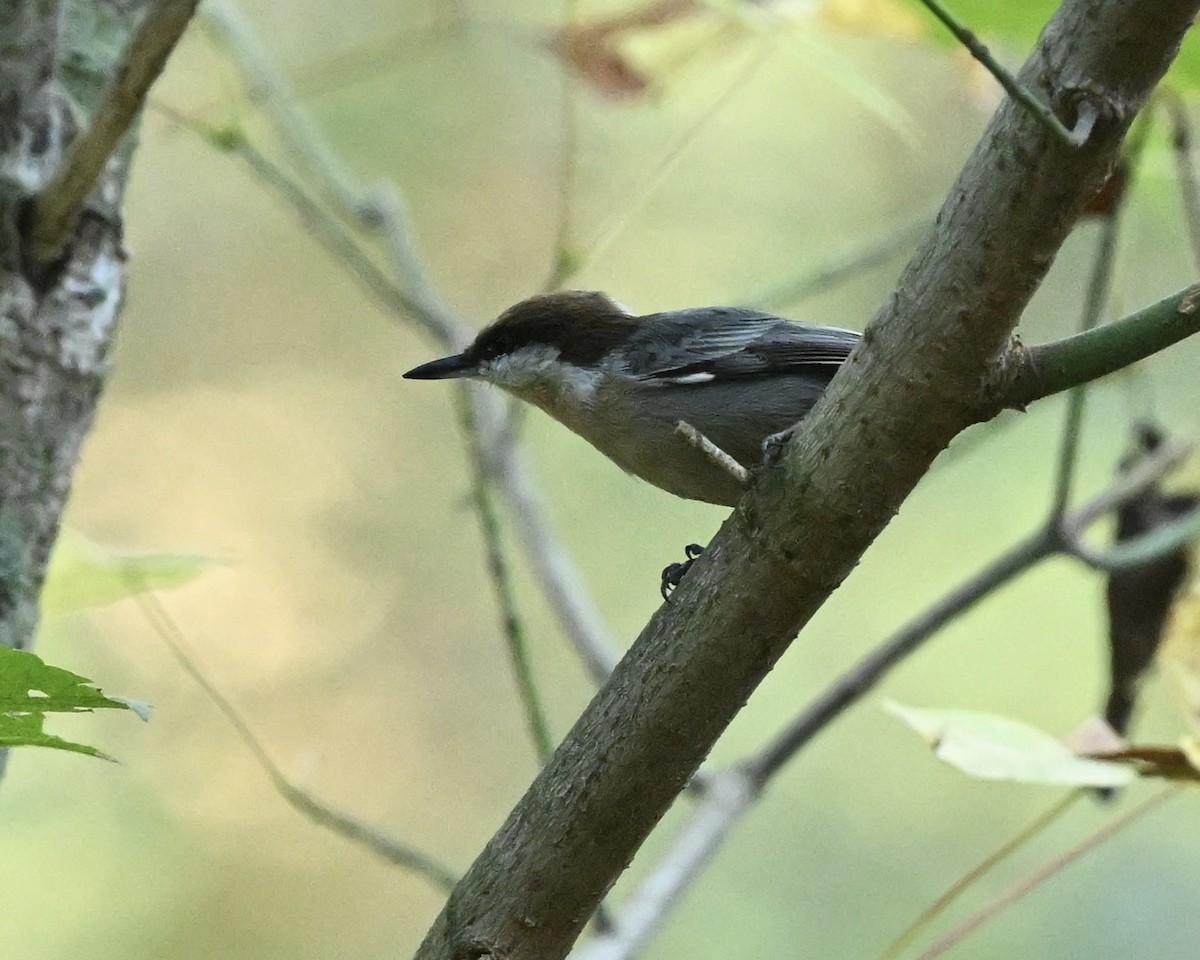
{"left": 404, "top": 290, "right": 860, "bottom": 508}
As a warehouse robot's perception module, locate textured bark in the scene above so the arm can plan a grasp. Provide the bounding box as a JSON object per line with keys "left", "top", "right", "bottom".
{"left": 414, "top": 2, "right": 1200, "bottom": 958}
{"left": 0, "top": 1, "right": 144, "bottom": 789}
{"left": 0, "top": 0, "right": 137, "bottom": 651}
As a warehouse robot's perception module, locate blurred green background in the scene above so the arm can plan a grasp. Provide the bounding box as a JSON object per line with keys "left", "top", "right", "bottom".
{"left": 2, "top": 1, "right": 1199, "bottom": 957}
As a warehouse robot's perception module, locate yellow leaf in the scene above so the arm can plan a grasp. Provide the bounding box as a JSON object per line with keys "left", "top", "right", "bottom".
{"left": 884, "top": 700, "right": 1133, "bottom": 788}
{"left": 814, "top": 0, "right": 928, "bottom": 41}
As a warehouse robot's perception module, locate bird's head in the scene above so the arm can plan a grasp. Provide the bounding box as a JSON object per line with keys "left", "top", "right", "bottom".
{"left": 403, "top": 291, "right": 640, "bottom": 391}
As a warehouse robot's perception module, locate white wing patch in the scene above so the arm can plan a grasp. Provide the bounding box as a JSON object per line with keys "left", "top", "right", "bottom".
{"left": 661, "top": 372, "right": 716, "bottom": 384}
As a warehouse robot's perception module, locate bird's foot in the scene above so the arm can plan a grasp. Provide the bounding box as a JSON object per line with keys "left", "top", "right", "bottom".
{"left": 762, "top": 426, "right": 796, "bottom": 466}
{"left": 661, "top": 543, "right": 704, "bottom": 602}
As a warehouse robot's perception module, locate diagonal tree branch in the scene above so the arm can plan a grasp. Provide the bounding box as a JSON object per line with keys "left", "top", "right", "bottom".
{"left": 414, "top": 3, "right": 1200, "bottom": 958}
{"left": 571, "top": 432, "right": 1194, "bottom": 960}
{"left": 27, "top": 0, "right": 202, "bottom": 263}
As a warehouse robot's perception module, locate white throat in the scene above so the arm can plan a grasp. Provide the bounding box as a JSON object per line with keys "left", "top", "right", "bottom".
{"left": 481, "top": 344, "right": 601, "bottom": 412}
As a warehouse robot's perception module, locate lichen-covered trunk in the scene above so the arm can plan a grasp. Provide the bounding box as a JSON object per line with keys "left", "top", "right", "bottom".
{"left": 0, "top": 3, "right": 139, "bottom": 800}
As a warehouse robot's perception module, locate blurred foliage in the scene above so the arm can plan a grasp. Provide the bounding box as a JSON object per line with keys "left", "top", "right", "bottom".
{"left": 42, "top": 529, "right": 220, "bottom": 619}
{"left": 1, "top": 1, "right": 1199, "bottom": 960}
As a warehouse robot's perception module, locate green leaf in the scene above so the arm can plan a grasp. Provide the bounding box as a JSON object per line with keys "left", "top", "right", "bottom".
{"left": 0, "top": 645, "right": 150, "bottom": 759}
{"left": 883, "top": 700, "right": 1134, "bottom": 788}
{"left": 42, "top": 528, "right": 220, "bottom": 617}
{"left": 0, "top": 711, "right": 114, "bottom": 761}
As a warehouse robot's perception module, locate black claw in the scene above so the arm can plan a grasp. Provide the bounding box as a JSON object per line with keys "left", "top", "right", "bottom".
{"left": 762, "top": 427, "right": 796, "bottom": 466}
{"left": 660, "top": 544, "right": 706, "bottom": 602}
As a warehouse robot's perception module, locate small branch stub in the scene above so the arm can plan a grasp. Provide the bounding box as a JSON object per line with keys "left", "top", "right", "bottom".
{"left": 674, "top": 421, "right": 750, "bottom": 488}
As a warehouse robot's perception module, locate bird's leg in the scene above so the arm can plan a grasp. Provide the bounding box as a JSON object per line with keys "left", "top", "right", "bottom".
{"left": 761, "top": 426, "right": 796, "bottom": 466}
{"left": 661, "top": 543, "right": 704, "bottom": 602}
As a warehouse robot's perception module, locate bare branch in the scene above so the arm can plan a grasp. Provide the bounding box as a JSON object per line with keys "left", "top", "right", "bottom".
{"left": 133, "top": 589, "right": 459, "bottom": 890}
{"left": 1060, "top": 437, "right": 1194, "bottom": 534}
{"left": 193, "top": 3, "right": 623, "bottom": 684}
{"left": 570, "top": 770, "right": 756, "bottom": 960}
{"left": 199, "top": 0, "right": 465, "bottom": 347}
{"left": 911, "top": 789, "right": 1176, "bottom": 960}
{"left": 1049, "top": 196, "right": 1124, "bottom": 515}
{"left": 1003, "top": 282, "right": 1200, "bottom": 409}
{"left": 28, "top": 0, "right": 201, "bottom": 262}
{"left": 753, "top": 433, "right": 1190, "bottom": 785}
{"left": 573, "top": 431, "right": 1192, "bottom": 957}
{"left": 915, "top": 0, "right": 1080, "bottom": 145}
{"left": 415, "top": 4, "right": 1200, "bottom": 955}
{"left": 458, "top": 391, "right": 557, "bottom": 765}
{"left": 1065, "top": 500, "right": 1200, "bottom": 572}
{"left": 674, "top": 421, "right": 750, "bottom": 489}
{"left": 746, "top": 532, "right": 1054, "bottom": 785}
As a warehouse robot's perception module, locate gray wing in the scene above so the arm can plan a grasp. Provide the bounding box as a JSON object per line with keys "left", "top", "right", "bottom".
{"left": 622, "top": 307, "right": 859, "bottom": 383}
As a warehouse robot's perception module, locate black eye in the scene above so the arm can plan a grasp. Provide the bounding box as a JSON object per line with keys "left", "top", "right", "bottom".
{"left": 477, "top": 332, "right": 513, "bottom": 360}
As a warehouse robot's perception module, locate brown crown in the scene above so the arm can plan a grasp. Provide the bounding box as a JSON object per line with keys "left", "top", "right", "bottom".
{"left": 466, "top": 291, "right": 641, "bottom": 367}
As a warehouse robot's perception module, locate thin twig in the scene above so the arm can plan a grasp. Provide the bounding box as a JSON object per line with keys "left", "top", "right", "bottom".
{"left": 199, "top": 0, "right": 373, "bottom": 225}
{"left": 581, "top": 435, "right": 1194, "bottom": 958}
{"left": 131, "top": 589, "right": 459, "bottom": 891}
{"left": 1049, "top": 191, "right": 1124, "bottom": 515}
{"left": 674, "top": 421, "right": 750, "bottom": 488}
{"left": 914, "top": 0, "right": 1078, "bottom": 147}
{"left": 877, "top": 790, "right": 1083, "bottom": 960}
{"left": 1065, "top": 500, "right": 1200, "bottom": 572}
{"left": 199, "top": 0, "right": 465, "bottom": 347}
{"left": 749, "top": 213, "right": 932, "bottom": 310}
{"left": 493, "top": 445, "right": 622, "bottom": 682}
{"left": 152, "top": 103, "right": 433, "bottom": 328}
{"left": 544, "top": 0, "right": 582, "bottom": 293}
{"left": 193, "top": 4, "right": 622, "bottom": 683}
{"left": 571, "top": 769, "right": 756, "bottom": 960}
{"left": 1059, "top": 437, "right": 1194, "bottom": 541}
{"left": 1162, "top": 92, "right": 1200, "bottom": 275}
{"left": 458, "top": 389, "right": 557, "bottom": 766}
{"left": 233, "top": 136, "right": 433, "bottom": 322}
{"left": 29, "top": 0, "right": 202, "bottom": 262}
{"left": 912, "top": 789, "right": 1176, "bottom": 960}
{"left": 744, "top": 528, "right": 1056, "bottom": 785}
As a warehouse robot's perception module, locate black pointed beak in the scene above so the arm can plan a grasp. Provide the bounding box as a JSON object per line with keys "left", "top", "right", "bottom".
{"left": 403, "top": 353, "right": 478, "bottom": 380}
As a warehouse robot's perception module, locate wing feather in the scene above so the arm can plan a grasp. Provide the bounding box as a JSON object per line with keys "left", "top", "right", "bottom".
{"left": 622, "top": 307, "right": 859, "bottom": 382}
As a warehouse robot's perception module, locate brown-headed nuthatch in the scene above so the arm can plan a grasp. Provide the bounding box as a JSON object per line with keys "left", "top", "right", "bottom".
{"left": 404, "top": 291, "right": 859, "bottom": 507}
